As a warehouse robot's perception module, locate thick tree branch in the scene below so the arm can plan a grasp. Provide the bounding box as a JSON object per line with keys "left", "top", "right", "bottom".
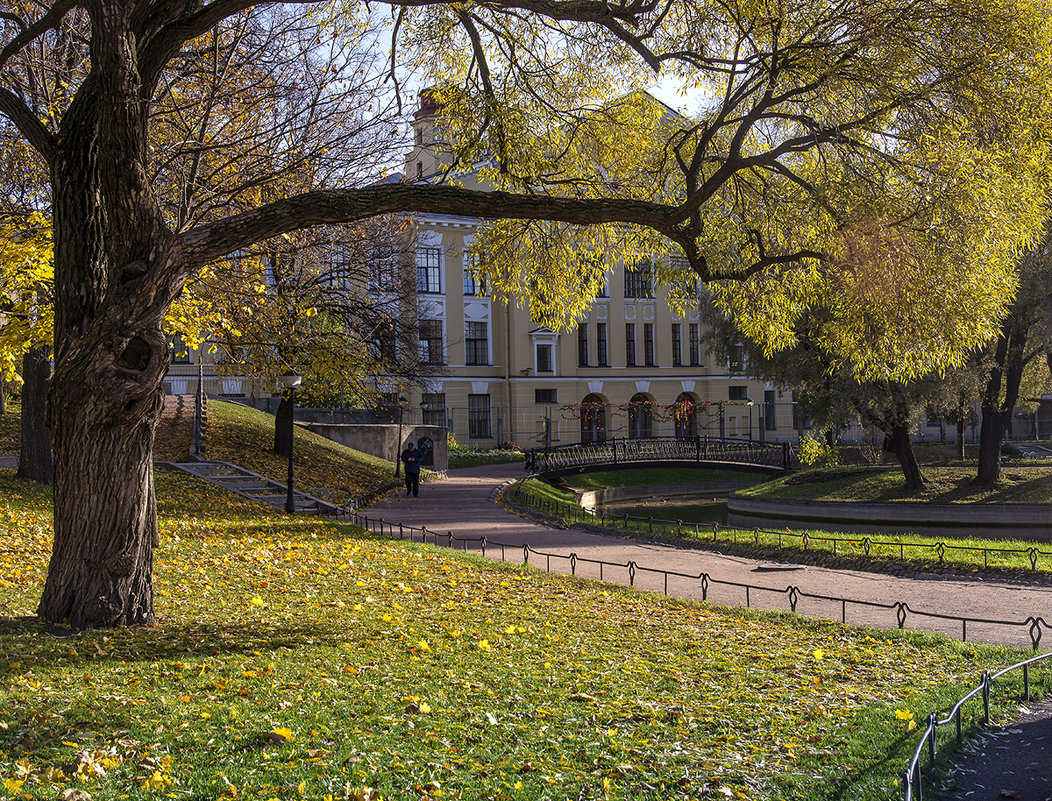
{"left": 0, "top": 86, "right": 55, "bottom": 161}
{"left": 178, "top": 183, "right": 680, "bottom": 267}
{"left": 0, "top": 0, "right": 74, "bottom": 72}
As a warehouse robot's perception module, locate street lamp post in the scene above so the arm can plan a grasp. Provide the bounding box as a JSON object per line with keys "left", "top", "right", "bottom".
{"left": 280, "top": 370, "right": 302, "bottom": 513}
{"left": 394, "top": 396, "right": 407, "bottom": 477}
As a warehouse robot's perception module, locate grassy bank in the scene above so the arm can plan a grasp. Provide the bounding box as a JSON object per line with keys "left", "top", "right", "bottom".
{"left": 512, "top": 477, "right": 1052, "bottom": 574}
{"left": 558, "top": 466, "right": 765, "bottom": 491}
{"left": 1, "top": 469, "right": 1042, "bottom": 800}
{"left": 739, "top": 464, "right": 1052, "bottom": 504}
{"left": 199, "top": 400, "right": 399, "bottom": 506}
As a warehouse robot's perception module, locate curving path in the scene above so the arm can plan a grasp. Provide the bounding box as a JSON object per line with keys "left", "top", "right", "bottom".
{"left": 366, "top": 463, "right": 1051, "bottom": 650}
{"left": 364, "top": 463, "right": 1052, "bottom": 800}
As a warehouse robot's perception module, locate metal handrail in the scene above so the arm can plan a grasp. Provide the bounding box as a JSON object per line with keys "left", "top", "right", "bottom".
{"left": 535, "top": 435, "right": 793, "bottom": 473}
{"left": 510, "top": 479, "right": 1052, "bottom": 573}
{"left": 903, "top": 650, "right": 1052, "bottom": 800}
{"left": 337, "top": 507, "right": 1050, "bottom": 652}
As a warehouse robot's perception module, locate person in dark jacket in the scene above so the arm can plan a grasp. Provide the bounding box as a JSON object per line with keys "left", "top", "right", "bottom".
{"left": 401, "top": 440, "right": 423, "bottom": 497}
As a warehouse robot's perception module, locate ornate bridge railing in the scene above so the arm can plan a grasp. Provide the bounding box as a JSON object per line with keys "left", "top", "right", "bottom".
{"left": 534, "top": 436, "right": 793, "bottom": 474}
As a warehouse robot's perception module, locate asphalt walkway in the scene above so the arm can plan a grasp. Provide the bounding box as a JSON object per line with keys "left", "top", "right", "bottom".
{"left": 366, "top": 463, "right": 1051, "bottom": 650}
{"left": 364, "top": 463, "right": 1052, "bottom": 799}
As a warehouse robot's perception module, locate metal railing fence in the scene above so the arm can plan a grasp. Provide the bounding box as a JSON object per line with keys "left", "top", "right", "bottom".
{"left": 336, "top": 506, "right": 1050, "bottom": 652}
{"left": 534, "top": 436, "right": 792, "bottom": 472}
{"left": 509, "top": 479, "right": 1052, "bottom": 573}
{"left": 903, "top": 650, "right": 1052, "bottom": 800}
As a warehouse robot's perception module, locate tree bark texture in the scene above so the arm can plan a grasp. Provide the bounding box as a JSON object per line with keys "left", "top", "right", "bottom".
{"left": 977, "top": 318, "right": 1027, "bottom": 485}
{"left": 37, "top": 5, "right": 182, "bottom": 627}
{"left": 884, "top": 423, "right": 925, "bottom": 491}
{"left": 17, "top": 346, "right": 53, "bottom": 484}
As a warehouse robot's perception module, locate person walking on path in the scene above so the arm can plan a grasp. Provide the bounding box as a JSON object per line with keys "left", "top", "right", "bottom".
{"left": 400, "top": 440, "right": 423, "bottom": 497}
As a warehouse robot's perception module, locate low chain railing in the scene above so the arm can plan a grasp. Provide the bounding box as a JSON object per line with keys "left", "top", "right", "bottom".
{"left": 535, "top": 436, "right": 792, "bottom": 473}
{"left": 903, "top": 650, "right": 1052, "bottom": 800}
{"left": 510, "top": 480, "right": 1052, "bottom": 574}
{"left": 337, "top": 507, "right": 1050, "bottom": 652}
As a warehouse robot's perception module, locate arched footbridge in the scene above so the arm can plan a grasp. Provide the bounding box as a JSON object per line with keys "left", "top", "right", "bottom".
{"left": 533, "top": 436, "right": 793, "bottom": 476}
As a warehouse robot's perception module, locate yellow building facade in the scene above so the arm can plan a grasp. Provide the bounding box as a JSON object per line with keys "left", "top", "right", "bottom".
{"left": 403, "top": 95, "right": 794, "bottom": 449}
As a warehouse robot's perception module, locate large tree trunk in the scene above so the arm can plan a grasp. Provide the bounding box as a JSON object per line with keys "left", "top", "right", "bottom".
{"left": 37, "top": 40, "right": 178, "bottom": 627}
{"left": 40, "top": 385, "right": 161, "bottom": 627}
{"left": 17, "top": 346, "right": 53, "bottom": 484}
{"left": 884, "top": 423, "right": 925, "bottom": 491}
{"left": 976, "top": 409, "right": 1008, "bottom": 484}
{"left": 976, "top": 318, "right": 1027, "bottom": 485}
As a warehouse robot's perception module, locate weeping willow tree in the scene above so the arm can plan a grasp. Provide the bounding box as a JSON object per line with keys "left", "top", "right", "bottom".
{"left": 0, "top": 0, "right": 1048, "bottom": 627}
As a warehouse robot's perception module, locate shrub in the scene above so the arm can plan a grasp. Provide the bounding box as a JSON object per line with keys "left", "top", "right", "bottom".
{"left": 797, "top": 434, "right": 840, "bottom": 467}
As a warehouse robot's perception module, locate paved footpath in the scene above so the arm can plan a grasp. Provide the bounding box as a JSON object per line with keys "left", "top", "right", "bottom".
{"left": 366, "top": 464, "right": 1051, "bottom": 650}
{"left": 365, "top": 464, "right": 1052, "bottom": 799}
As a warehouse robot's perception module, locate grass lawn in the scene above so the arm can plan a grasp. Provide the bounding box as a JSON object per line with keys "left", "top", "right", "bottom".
{"left": 739, "top": 464, "right": 1052, "bottom": 504}
{"left": 201, "top": 400, "right": 400, "bottom": 506}
{"left": 558, "top": 467, "right": 765, "bottom": 492}
{"left": 449, "top": 451, "right": 524, "bottom": 469}
{"left": 1, "top": 470, "right": 1044, "bottom": 800}
{"left": 512, "top": 477, "right": 1052, "bottom": 574}
{"left": 0, "top": 401, "right": 18, "bottom": 454}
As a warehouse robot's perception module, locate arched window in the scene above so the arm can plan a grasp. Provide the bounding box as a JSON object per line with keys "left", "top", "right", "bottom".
{"left": 673, "top": 392, "right": 697, "bottom": 438}
{"left": 580, "top": 394, "right": 607, "bottom": 444}
{"left": 628, "top": 393, "right": 653, "bottom": 439}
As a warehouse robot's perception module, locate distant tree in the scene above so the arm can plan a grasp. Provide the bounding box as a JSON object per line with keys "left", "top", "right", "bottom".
{"left": 976, "top": 226, "right": 1052, "bottom": 483}
{"left": 702, "top": 301, "right": 932, "bottom": 488}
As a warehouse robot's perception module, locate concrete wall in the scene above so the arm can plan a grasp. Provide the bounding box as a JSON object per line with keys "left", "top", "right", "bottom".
{"left": 302, "top": 422, "right": 448, "bottom": 472}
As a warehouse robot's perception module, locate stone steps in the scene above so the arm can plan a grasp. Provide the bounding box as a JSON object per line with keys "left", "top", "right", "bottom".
{"left": 159, "top": 460, "right": 340, "bottom": 516}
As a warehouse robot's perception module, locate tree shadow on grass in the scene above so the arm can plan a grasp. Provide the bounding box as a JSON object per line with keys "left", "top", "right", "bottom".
{"left": 0, "top": 614, "right": 361, "bottom": 679}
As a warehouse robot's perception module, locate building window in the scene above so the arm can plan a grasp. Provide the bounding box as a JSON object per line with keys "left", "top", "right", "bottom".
{"left": 468, "top": 394, "right": 491, "bottom": 438}
{"left": 671, "top": 324, "right": 682, "bottom": 366}
{"left": 422, "top": 392, "right": 446, "bottom": 426}
{"left": 418, "top": 319, "right": 444, "bottom": 364}
{"left": 578, "top": 325, "right": 589, "bottom": 366}
{"left": 463, "top": 253, "right": 486, "bottom": 295}
{"left": 689, "top": 323, "right": 701, "bottom": 366}
{"left": 536, "top": 343, "right": 554, "bottom": 373}
{"left": 764, "top": 389, "right": 777, "bottom": 431}
{"left": 416, "top": 246, "right": 442, "bottom": 293}
{"left": 674, "top": 392, "right": 697, "bottom": 438}
{"left": 170, "top": 334, "right": 191, "bottom": 364}
{"left": 729, "top": 341, "right": 746, "bottom": 374}
{"left": 580, "top": 393, "right": 607, "bottom": 443}
{"left": 628, "top": 392, "right": 652, "bottom": 438}
{"left": 729, "top": 385, "right": 749, "bottom": 401}
{"left": 624, "top": 260, "right": 653, "bottom": 299}
{"left": 465, "top": 321, "right": 489, "bottom": 365}
{"left": 371, "top": 320, "right": 397, "bottom": 364}
{"left": 625, "top": 323, "right": 636, "bottom": 367}
{"left": 643, "top": 323, "right": 655, "bottom": 367}
{"left": 367, "top": 245, "right": 398, "bottom": 293}
{"left": 535, "top": 389, "right": 557, "bottom": 404}
{"left": 596, "top": 323, "right": 608, "bottom": 367}
{"left": 597, "top": 275, "right": 609, "bottom": 298}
